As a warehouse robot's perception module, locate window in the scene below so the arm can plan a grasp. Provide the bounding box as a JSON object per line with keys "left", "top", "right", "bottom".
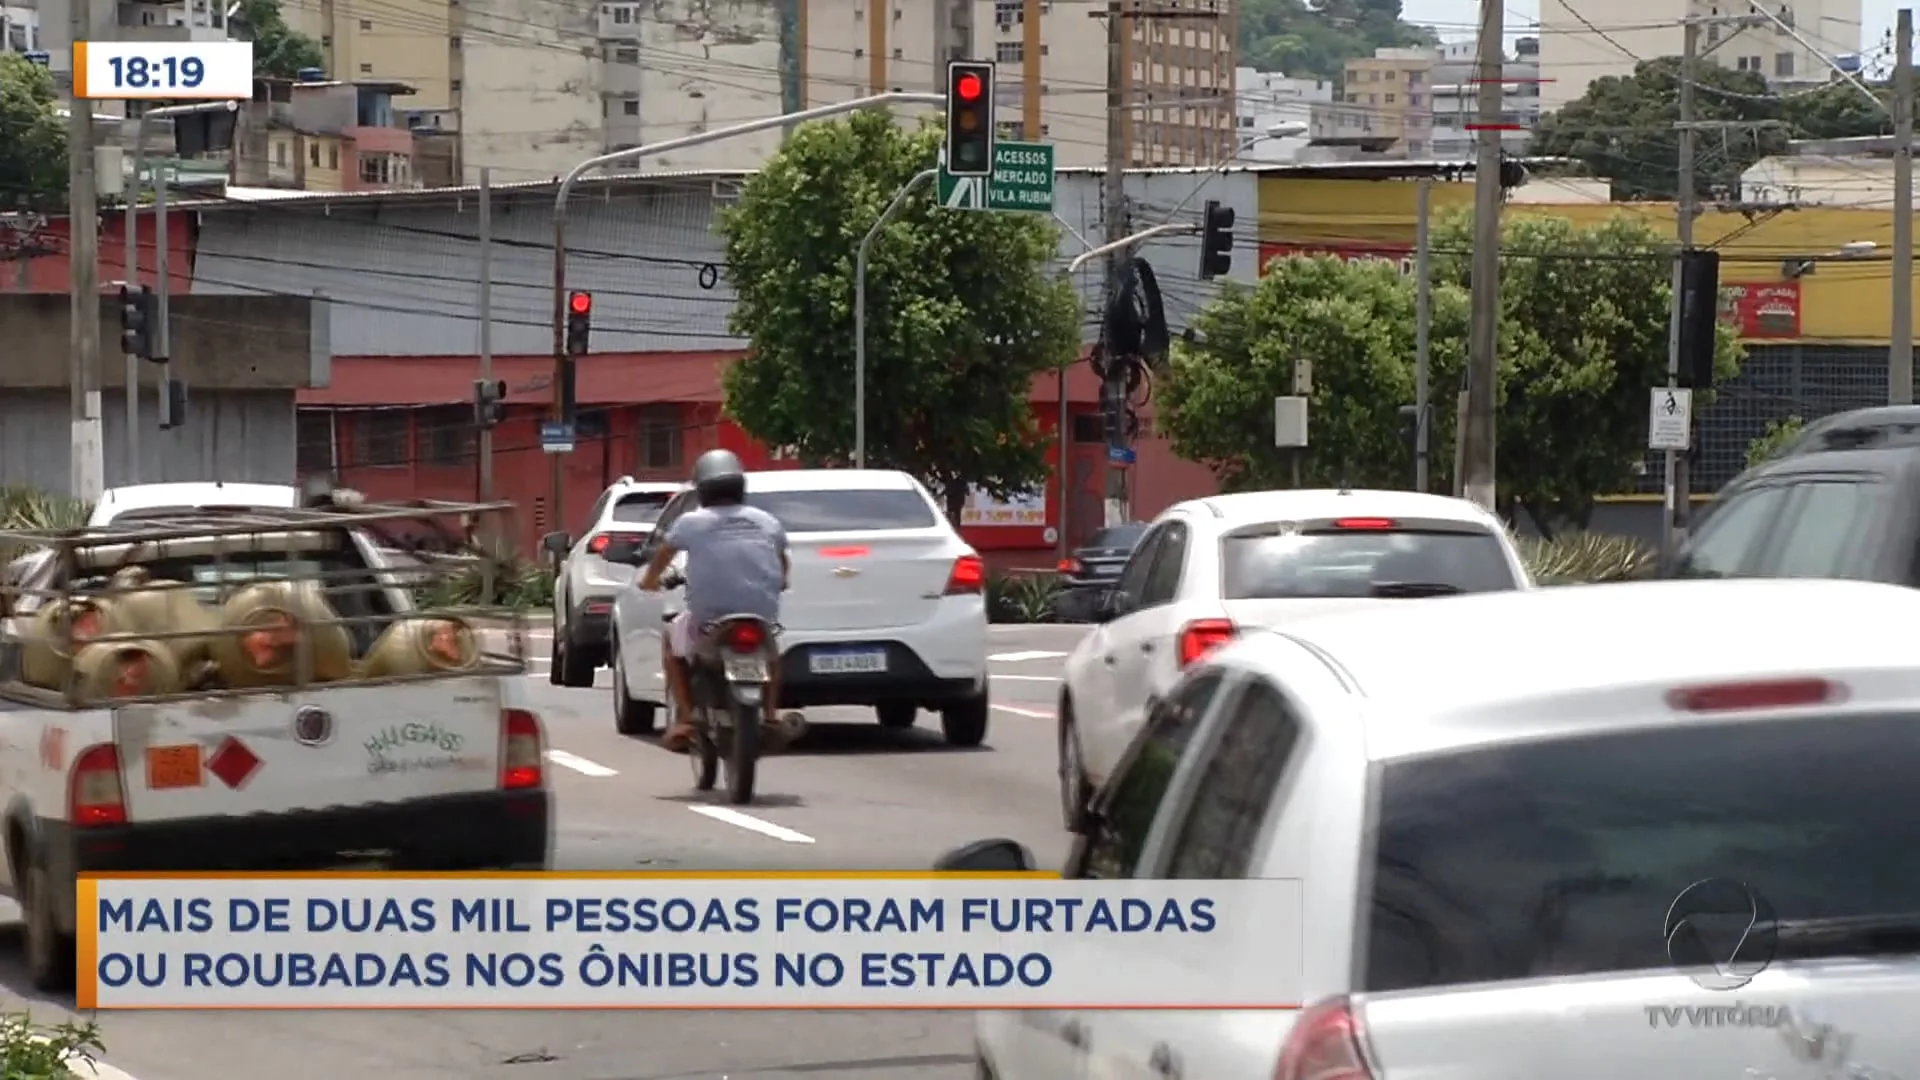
{"left": 1406, "top": 139, "right": 1424, "bottom": 155}
{"left": 1160, "top": 679, "right": 1301, "bottom": 879}
{"left": 295, "top": 410, "right": 335, "bottom": 477}
{"left": 622, "top": 98, "right": 640, "bottom": 115}
{"left": 358, "top": 62, "right": 372, "bottom": 73}
{"left": 1074, "top": 670, "right": 1229, "bottom": 880}
{"left": 1071, "top": 414, "right": 1104, "bottom": 443}
{"left": 636, "top": 404, "right": 680, "bottom": 469}
{"left": 994, "top": 0, "right": 1020, "bottom": 26}
{"left": 1757, "top": 478, "right": 1889, "bottom": 579}
{"left": 744, "top": 490, "right": 938, "bottom": 533}
{"left": 1407, "top": 70, "right": 1423, "bottom": 86}
{"left": 275, "top": 141, "right": 289, "bottom": 167}
{"left": 1359, "top": 712, "right": 1920, "bottom": 993}
{"left": 1087, "top": 523, "right": 1148, "bottom": 551}
{"left": 612, "top": 492, "right": 674, "bottom": 525}
{"left": 328, "top": 144, "right": 339, "bottom": 169}
{"left": 308, "top": 142, "right": 320, "bottom": 167}
{"left": 612, "top": 5, "right": 631, "bottom": 22}
{"left": 416, "top": 406, "right": 474, "bottom": 465}
{"left": 1109, "top": 525, "right": 1169, "bottom": 616}
{"left": 358, "top": 18, "right": 372, "bottom": 29}
{"left": 614, "top": 46, "right": 639, "bottom": 62}
{"left": 352, "top": 411, "right": 409, "bottom": 467}
{"left": 1221, "top": 523, "right": 1518, "bottom": 599}
{"left": 1408, "top": 92, "right": 1421, "bottom": 106}
{"left": 1384, "top": 93, "right": 1396, "bottom": 103}
{"left": 1775, "top": 51, "right": 1795, "bottom": 76}
{"left": 1671, "top": 484, "right": 1788, "bottom": 578}
{"left": 1138, "top": 521, "right": 1186, "bottom": 606}
{"left": 996, "top": 41, "right": 1023, "bottom": 63}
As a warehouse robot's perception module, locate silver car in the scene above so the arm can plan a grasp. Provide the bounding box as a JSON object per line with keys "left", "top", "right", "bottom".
{"left": 542, "top": 478, "right": 683, "bottom": 687}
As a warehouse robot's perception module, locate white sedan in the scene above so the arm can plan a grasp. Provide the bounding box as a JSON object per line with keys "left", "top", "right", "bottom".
{"left": 606, "top": 469, "right": 993, "bottom": 746}
{"left": 1055, "top": 488, "right": 1531, "bottom": 828}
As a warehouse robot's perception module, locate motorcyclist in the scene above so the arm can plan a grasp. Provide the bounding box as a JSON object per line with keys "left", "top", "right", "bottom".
{"left": 638, "top": 449, "right": 791, "bottom": 751}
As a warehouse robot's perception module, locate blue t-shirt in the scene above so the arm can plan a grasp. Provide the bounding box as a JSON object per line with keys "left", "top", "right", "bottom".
{"left": 665, "top": 504, "right": 787, "bottom": 626}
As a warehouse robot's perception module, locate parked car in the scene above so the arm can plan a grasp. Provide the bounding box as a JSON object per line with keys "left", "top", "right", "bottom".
{"left": 542, "top": 478, "right": 684, "bottom": 687}
{"left": 605, "top": 469, "right": 992, "bottom": 746}
{"left": 1056, "top": 488, "right": 1529, "bottom": 829}
{"left": 1052, "top": 522, "right": 1147, "bottom": 622}
{"left": 958, "top": 577, "right": 1920, "bottom": 1080}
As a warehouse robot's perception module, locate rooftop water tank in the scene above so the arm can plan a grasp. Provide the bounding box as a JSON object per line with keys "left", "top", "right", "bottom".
{"left": 295, "top": 67, "right": 327, "bottom": 82}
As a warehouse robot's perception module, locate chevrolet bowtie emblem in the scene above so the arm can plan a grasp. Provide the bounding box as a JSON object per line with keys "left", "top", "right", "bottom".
{"left": 832, "top": 566, "right": 860, "bottom": 578}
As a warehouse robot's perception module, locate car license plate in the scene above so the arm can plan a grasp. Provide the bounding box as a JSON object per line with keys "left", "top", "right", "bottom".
{"left": 723, "top": 654, "right": 767, "bottom": 681}
{"left": 809, "top": 649, "right": 887, "bottom": 675}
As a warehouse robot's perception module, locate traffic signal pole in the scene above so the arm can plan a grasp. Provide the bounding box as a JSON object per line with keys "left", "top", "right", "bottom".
{"left": 546, "top": 92, "right": 943, "bottom": 529}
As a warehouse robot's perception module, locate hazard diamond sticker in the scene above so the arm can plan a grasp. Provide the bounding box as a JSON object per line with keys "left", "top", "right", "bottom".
{"left": 206, "top": 736, "right": 262, "bottom": 790}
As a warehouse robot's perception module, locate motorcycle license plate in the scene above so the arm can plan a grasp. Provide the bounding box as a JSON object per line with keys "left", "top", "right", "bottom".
{"left": 723, "top": 655, "right": 767, "bottom": 681}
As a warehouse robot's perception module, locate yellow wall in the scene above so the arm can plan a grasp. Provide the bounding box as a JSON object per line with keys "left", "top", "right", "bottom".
{"left": 1257, "top": 177, "right": 1912, "bottom": 344}
{"left": 301, "top": 135, "right": 344, "bottom": 192}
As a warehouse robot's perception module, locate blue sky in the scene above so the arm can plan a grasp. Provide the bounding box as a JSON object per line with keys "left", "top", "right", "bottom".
{"left": 1402, "top": 0, "right": 1888, "bottom": 70}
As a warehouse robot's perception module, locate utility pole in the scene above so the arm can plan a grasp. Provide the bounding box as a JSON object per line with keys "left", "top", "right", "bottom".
{"left": 1893, "top": 7, "right": 1913, "bottom": 404}
{"left": 66, "top": 0, "right": 103, "bottom": 502}
{"left": 1662, "top": 19, "right": 1701, "bottom": 557}
{"left": 1460, "top": 0, "right": 1503, "bottom": 512}
{"left": 1414, "top": 178, "right": 1432, "bottom": 494}
{"left": 1100, "top": 0, "right": 1129, "bottom": 529}
{"left": 478, "top": 167, "right": 496, "bottom": 503}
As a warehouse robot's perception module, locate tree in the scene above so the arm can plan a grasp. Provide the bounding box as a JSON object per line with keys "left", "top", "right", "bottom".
{"left": 1782, "top": 80, "right": 1905, "bottom": 140}
{"left": 1239, "top": 0, "right": 1436, "bottom": 82}
{"left": 1156, "top": 255, "right": 1471, "bottom": 493}
{"left": 1746, "top": 415, "right": 1805, "bottom": 467}
{"left": 0, "top": 53, "right": 68, "bottom": 212}
{"left": 1532, "top": 57, "right": 1788, "bottom": 201}
{"left": 717, "top": 112, "right": 1081, "bottom": 521}
{"left": 1157, "top": 213, "right": 1746, "bottom": 530}
{"left": 236, "top": 0, "right": 326, "bottom": 79}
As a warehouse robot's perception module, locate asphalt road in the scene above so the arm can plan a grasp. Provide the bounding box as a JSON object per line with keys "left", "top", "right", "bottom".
{"left": 0, "top": 623, "right": 1091, "bottom": 1080}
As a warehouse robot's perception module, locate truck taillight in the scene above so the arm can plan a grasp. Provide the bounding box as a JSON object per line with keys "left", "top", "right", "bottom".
{"left": 945, "top": 554, "right": 985, "bottom": 595}
{"left": 1273, "top": 996, "right": 1375, "bottom": 1080}
{"left": 69, "top": 744, "right": 127, "bottom": 828}
{"left": 1177, "top": 618, "right": 1236, "bottom": 668}
{"left": 500, "top": 709, "right": 543, "bottom": 790}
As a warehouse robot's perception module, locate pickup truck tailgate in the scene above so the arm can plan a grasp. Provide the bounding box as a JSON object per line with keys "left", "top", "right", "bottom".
{"left": 113, "top": 676, "right": 504, "bottom": 819}
{"left": 1359, "top": 961, "right": 1920, "bottom": 1079}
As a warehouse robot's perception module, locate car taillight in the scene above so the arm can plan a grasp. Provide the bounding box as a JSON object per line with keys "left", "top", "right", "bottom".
{"left": 1273, "top": 996, "right": 1375, "bottom": 1080}
{"left": 500, "top": 708, "right": 543, "bottom": 790}
{"left": 727, "top": 622, "right": 765, "bottom": 653}
{"left": 69, "top": 744, "right": 126, "bottom": 828}
{"left": 588, "top": 532, "right": 641, "bottom": 555}
{"left": 1177, "top": 618, "right": 1236, "bottom": 667}
{"left": 1666, "top": 677, "right": 1839, "bottom": 712}
{"left": 1056, "top": 558, "right": 1076, "bottom": 573}
{"left": 1332, "top": 518, "right": 1396, "bottom": 530}
{"left": 946, "top": 554, "right": 986, "bottom": 594}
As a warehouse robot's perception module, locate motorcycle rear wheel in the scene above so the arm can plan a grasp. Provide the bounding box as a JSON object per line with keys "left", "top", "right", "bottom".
{"left": 724, "top": 699, "right": 760, "bottom": 805}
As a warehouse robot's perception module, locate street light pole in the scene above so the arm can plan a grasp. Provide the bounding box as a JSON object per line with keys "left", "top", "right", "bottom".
{"left": 854, "top": 168, "right": 939, "bottom": 469}
{"left": 545, "top": 92, "right": 944, "bottom": 527}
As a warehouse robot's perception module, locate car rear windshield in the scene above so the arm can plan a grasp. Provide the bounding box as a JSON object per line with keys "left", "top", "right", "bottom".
{"left": 1221, "top": 526, "right": 1516, "bottom": 599}
{"left": 745, "top": 489, "right": 938, "bottom": 533}
{"left": 1088, "top": 524, "right": 1147, "bottom": 550}
{"left": 611, "top": 493, "right": 674, "bottom": 525}
{"left": 1361, "top": 712, "right": 1920, "bottom": 993}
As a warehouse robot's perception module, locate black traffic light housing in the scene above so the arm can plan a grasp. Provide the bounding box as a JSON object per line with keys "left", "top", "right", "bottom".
{"left": 945, "top": 60, "right": 996, "bottom": 178}
{"left": 119, "top": 284, "right": 157, "bottom": 360}
{"left": 474, "top": 378, "right": 506, "bottom": 429}
{"left": 565, "top": 291, "right": 592, "bottom": 357}
{"left": 1199, "top": 200, "right": 1235, "bottom": 281}
{"left": 1676, "top": 248, "right": 1720, "bottom": 389}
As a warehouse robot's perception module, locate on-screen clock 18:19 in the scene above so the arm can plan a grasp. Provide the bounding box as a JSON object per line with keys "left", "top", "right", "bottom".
{"left": 108, "top": 56, "right": 205, "bottom": 90}
{"left": 72, "top": 40, "right": 253, "bottom": 100}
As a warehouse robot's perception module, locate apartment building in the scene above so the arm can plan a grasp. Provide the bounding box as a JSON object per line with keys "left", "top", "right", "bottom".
{"left": 1429, "top": 36, "right": 1541, "bottom": 161}
{"left": 1538, "top": 0, "right": 1862, "bottom": 112}
{"left": 231, "top": 77, "right": 426, "bottom": 193}
{"left": 1235, "top": 67, "right": 1331, "bottom": 162}
{"left": 1310, "top": 47, "right": 1435, "bottom": 158}
{"left": 3, "top": 2, "right": 40, "bottom": 54}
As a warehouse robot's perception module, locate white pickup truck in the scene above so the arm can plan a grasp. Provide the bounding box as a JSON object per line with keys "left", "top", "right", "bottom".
{"left": 0, "top": 488, "right": 551, "bottom": 991}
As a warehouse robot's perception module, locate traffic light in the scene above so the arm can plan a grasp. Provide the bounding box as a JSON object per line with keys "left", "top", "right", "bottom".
{"left": 565, "top": 291, "right": 592, "bottom": 357}
{"left": 119, "top": 284, "right": 157, "bottom": 360}
{"left": 473, "top": 379, "right": 506, "bottom": 429}
{"left": 1199, "top": 200, "right": 1235, "bottom": 281}
{"left": 1677, "top": 248, "right": 1720, "bottom": 389}
{"left": 944, "top": 60, "right": 995, "bottom": 178}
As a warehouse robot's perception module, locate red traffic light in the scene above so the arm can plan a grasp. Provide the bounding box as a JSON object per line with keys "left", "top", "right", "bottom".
{"left": 955, "top": 72, "right": 983, "bottom": 102}
{"left": 568, "top": 291, "right": 592, "bottom": 316}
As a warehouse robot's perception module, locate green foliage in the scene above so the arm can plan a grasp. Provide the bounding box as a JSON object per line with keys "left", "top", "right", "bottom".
{"left": 718, "top": 112, "right": 1080, "bottom": 520}
{"left": 1239, "top": 0, "right": 1437, "bottom": 81}
{"left": 238, "top": 0, "right": 325, "bottom": 78}
{"left": 1532, "top": 57, "right": 1789, "bottom": 201}
{"left": 1158, "top": 213, "right": 1745, "bottom": 528}
{"left": 412, "top": 538, "right": 555, "bottom": 611}
{"left": 985, "top": 571, "right": 1062, "bottom": 624}
{"left": 0, "top": 1012, "right": 105, "bottom": 1080}
{"left": 0, "top": 54, "right": 68, "bottom": 212}
{"left": 1746, "top": 415, "right": 1806, "bottom": 468}
{"left": 1517, "top": 532, "right": 1658, "bottom": 585}
{"left": 1781, "top": 80, "right": 1916, "bottom": 141}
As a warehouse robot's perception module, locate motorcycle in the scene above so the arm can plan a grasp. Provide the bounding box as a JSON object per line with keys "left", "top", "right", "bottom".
{"left": 658, "top": 569, "right": 777, "bottom": 805}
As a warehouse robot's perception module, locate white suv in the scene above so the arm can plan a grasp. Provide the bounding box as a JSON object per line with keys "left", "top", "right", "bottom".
{"left": 542, "top": 478, "right": 684, "bottom": 687}
{"left": 1057, "top": 488, "right": 1530, "bottom": 829}
{"left": 607, "top": 469, "right": 992, "bottom": 745}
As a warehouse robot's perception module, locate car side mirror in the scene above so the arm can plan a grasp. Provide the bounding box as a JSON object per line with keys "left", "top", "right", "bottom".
{"left": 933, "top": 838, "right": 1037, "bottom": 873}
{"left": 540, "top": 531, "right": 571, "bottom": 556}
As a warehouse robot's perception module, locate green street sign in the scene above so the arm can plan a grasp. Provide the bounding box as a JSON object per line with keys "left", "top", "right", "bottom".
{"left": 937, "top": 141, "right": 1055, "bottom": 213}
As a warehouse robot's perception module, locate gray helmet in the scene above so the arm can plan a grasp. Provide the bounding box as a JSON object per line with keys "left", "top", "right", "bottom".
{"left": 690, "top": 448, "right": 747, "bottom": 506}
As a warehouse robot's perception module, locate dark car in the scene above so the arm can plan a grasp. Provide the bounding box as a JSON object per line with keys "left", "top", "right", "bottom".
{"left": 1053, "top": 523, "right": 1148, "bottom": 621}
{"left": 1671, "top": 405, "right": 1920, "bottom": 583}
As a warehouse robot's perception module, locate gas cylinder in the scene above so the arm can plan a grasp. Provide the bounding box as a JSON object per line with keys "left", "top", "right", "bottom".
{"left": 105, "top": 567, "right": 221, "bottom": 669}
{"left": 207, "top": 580, "right": 354, "bottom": 687}
{"left": 359, "top": 617, "right": 480, "bottom": 679}
{"left": 18, "top": 596, "right": 129, "bottom": 691}
{"left": 68, "top": 639, "right": 180, "bottom": 704}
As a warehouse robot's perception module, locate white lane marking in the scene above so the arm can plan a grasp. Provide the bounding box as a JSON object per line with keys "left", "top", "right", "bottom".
{"left": 993, "top": 674, "right": 1062, "bottom": 682}
{"left": 545, "top": 750, "right": 619, "bottom": 777}
{"left": 689, "top": 805, "right": 816, "bottom": 844}
{"left": 992, "top": 703, "right": 1055, "bottom": 719}
{"left": 989, "top": 650, "right": 1069, "bottom": 662}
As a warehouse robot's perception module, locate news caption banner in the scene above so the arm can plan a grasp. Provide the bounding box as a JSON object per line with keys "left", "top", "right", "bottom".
{"left": 78, "top": 873, "right": 1304, "bottom": 1010}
